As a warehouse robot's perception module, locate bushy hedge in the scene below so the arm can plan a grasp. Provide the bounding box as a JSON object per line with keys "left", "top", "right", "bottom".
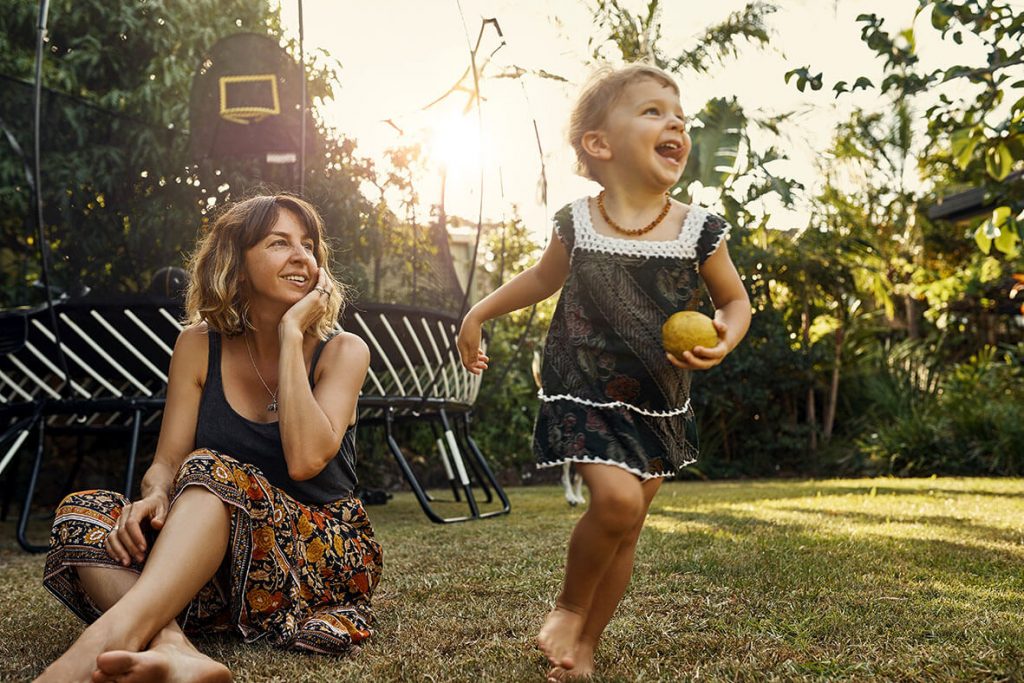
{"left": 856, "top": 344, "right": 1024, "bottom": 476}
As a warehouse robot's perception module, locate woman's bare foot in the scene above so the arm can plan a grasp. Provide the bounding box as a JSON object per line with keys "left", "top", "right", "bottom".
{"left": 35, "top": 619, "right": 136, "bottom": 683}
{"left": 536, "top": 606, "right": 586, "bottom": 670}
{"left": 93, "top": 630, "right": 231, "bottom": 683}
{"left": 545, "top": 642, "right": 596, "bottom": 681}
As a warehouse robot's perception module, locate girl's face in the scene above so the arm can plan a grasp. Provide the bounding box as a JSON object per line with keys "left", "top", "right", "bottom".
{"left": 598, "top": 78, "right": 691, "bottom": 190}
{"left": 242, "top": 209, "right": 318, "bottom": 305}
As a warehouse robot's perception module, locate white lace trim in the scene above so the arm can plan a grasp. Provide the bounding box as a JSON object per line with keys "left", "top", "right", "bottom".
{"left": 537, "top": 456, "right": 677, "bottom": 480}
{"left": 538, "top": 390, "right": 691, "bottom": 417}
{"left": 571, "top": 197, "right": 708, "bottom": 259}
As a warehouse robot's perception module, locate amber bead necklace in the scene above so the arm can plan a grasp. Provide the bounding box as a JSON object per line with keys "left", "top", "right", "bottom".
{"left": 597, "top": 191, "right": 671, "bottom": 236}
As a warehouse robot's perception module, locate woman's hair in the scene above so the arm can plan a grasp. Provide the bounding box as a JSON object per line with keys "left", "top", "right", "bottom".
{"left": 184, "top": 194, "right": 345, "bottom": 340}
{"left": 568, "top": 63, "right": 680, "bottom": 180}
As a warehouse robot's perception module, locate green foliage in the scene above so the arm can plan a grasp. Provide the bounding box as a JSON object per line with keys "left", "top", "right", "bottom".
{"left": 0, "top": 0, "right": 373, "bottom": 306}
{"left": 588, "top": 1, "right": 776, "bottom": 74}
{"left": 689, "top": 305, "right": 813, "bottom": 478}
{"left": 856, "top": 344, "right": 1024, "bottom": 475}
{"left": 793, "top": 0, "right": 1024, "bottom": 255}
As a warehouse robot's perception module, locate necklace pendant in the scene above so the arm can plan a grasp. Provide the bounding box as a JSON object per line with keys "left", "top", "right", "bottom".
{"left": 267, "top": 400, "right": 278, "bottom": 413}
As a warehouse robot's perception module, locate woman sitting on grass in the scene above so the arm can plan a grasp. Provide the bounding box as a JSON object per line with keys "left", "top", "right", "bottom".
{"left": 36, "top": 194, "right": 382, "bottom": 683}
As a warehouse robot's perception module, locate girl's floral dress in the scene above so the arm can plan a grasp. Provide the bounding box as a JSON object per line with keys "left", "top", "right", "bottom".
{"left": 535, "top": 197, "right": 730, "bottom": 479}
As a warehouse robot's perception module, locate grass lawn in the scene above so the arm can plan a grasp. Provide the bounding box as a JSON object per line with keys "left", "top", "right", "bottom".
{"left": 1, "top": 477, "right": 1023, "bottom": 681}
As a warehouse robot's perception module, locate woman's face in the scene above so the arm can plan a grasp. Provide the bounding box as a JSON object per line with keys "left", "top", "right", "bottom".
{"left": 242, "top": 208, "right": 318, "bottom": 305}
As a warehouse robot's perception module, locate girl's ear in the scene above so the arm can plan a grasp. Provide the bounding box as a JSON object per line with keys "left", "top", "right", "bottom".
{"left": 581, "top": 129, "right": 612, "bottom": 162}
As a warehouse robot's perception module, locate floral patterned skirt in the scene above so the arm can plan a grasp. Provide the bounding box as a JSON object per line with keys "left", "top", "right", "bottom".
{"left": 43, "top": 449, "right": 383, "bottom": 655}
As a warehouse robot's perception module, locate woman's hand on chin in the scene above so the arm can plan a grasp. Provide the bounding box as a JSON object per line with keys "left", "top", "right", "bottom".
{"left": 279, "top": 267, "right": 331, "bottom": 340}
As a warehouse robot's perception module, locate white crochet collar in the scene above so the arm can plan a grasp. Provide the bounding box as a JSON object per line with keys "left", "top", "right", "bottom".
{"left": 570, "top": 196, "right": 707, "bottom": 259}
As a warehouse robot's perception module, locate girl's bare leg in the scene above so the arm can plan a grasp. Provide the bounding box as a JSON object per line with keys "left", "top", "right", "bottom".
{"left": 537, "top": 464, "right": 647, "bottom": 670}
{"left": 547, "top": 478, "right": 662, "bottom": 681}
{"left": 35, "top": 487, "right": 231, "bottom": 683}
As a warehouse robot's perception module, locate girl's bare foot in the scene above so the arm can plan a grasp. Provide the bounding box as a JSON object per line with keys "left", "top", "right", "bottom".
{"left": 545, "top": 643, "right": 595, "bottom": 681}
{"left": 537, "top": 606, "right": 586, "bottom": 670}
{"left": 93, "top": 630, "right": 231, "bottom": 683}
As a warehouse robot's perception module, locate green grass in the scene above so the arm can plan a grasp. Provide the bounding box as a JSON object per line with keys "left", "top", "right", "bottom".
{"left": 2, "top": 477, "right": 1023, "bottom": 681}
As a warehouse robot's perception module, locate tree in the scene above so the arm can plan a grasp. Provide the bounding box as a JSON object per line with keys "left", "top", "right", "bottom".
{"left": 0, "top": 0, "right": 372, "bottom": 306}
{"left": 787, "top": 0, "right": 1024, "bottom": 255}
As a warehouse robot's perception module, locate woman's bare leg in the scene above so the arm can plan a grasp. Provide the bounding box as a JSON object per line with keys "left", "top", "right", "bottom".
{"left": 537, "top": 464, "right": 647, "bottom": 671}
{"left": 547, "top": 478, "right": 663, "bottom": 680}
{"left": 78, "top": 565, "right": 140, "bottom": 611}
{"left": 35, "top": 487, "right": 231, "bottom": 683}
{"left": 76, "top": 565, "right": 232, "bottom": 683}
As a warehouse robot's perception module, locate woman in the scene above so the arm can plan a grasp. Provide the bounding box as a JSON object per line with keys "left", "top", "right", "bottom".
{"left": 37, "top": 194, "right": 382, "bottom": 683}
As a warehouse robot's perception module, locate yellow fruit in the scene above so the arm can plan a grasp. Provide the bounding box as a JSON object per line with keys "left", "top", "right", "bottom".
{"left": 662, "top": 311, "right": 718, "bottom": 357}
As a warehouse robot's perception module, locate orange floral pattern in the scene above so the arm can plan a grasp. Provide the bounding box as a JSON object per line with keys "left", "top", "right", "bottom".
{"left": 43, "top": 449, "right": 382, "bottom": 655}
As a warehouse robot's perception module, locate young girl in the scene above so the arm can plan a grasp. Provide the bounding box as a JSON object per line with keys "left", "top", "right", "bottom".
{"left": 37, "top": 194, "right": 382, "bottom": 682}
{"left": 457, "top": 64, "right": 750, "bottom": 680}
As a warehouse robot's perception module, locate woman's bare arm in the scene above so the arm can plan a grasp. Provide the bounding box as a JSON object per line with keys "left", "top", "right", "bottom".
{"left": 276, "top": 332, "right": 369, "bottom": 481}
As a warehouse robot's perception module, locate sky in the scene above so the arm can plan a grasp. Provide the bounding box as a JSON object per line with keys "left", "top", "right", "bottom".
{"left": 277, "top": 0, "right": 1019, "bottom": 239}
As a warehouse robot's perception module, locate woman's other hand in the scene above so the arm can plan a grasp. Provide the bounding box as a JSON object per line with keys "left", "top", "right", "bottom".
{"left": 105, "top": 491, "right": 170, "bottom": 566}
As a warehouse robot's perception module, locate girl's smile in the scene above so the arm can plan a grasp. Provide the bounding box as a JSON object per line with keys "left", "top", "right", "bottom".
{"left": 597, "top": 78, "right": 691, "bottom": 191}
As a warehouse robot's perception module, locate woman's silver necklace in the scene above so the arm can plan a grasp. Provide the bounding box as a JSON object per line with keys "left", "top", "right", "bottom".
{"left": 244, "top": 333, "right": 278, "bottom": 413}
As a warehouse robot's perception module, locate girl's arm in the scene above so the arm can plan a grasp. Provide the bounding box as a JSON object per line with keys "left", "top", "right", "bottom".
{"left": 457, "top": 230, "right": 571, "bottom": 373}
{"left": 669, "top": 241, "right": 751, "bottom": 370}
{"left": 108, "top": 324, "right": 207, "bottom": 565}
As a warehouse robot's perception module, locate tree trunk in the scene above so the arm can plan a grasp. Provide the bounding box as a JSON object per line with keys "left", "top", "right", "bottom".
{"left": 802, "top": 300, "right": 817, "bottom": 452}
{"left": 905, "top": 295, "right": 920, "bottom": 340}
{"left": 806, "top": 387, "right": 818, "bottom": 451}
{"left": 719, "top": 412, "right": 732, "bottom": 462}
{"left": 823, "top": 326, "right": 844, "bottom": 442}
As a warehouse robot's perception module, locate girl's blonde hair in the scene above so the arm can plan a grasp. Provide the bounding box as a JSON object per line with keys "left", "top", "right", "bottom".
{"left": 184, "top": 194, "right": 345, "bottom": 340}
{"left": 568, "top": 63, "right": 680, "bottom": 180}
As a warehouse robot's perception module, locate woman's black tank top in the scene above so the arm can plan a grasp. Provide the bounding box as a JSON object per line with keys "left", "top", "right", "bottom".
{"left": 194, "top": 332, "right": 358, "bottom": 505}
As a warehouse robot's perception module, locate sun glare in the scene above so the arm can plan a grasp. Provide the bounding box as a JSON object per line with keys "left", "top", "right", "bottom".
{"left": 426, "top": 112, "right": 483, "bottom": 176}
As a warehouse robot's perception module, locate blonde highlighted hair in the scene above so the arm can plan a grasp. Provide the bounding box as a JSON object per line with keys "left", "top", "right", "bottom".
{"left": 568, "top": 63, "right": 680, "bottom": 180}
{"left": 184, "top": 194, "right": 345, "bottom": 340}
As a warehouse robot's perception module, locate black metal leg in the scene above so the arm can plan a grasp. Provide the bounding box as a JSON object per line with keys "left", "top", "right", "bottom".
{"left": 461, "top": 412, "right": 511, "bottom": 517}
{"left": 0, "top": 452, "right": 14, "bottom": 522}
{"left": 123, "top": 409, "right": 142, "bottom": 498}
{"left": 438, "top": 409, "right": 479, "bottom": 518}
{"left": 0, "top": 418, "right": 35, "bottom": 522}
{"left": 429, "top": 420, "right": 461, "bottom": 501}
{"left": 454, "top": 418, "right": 494, "bottom": 503}
{"left": 17, "top": 414, "right": 49, "bottom": 553}
{"left": 384, "top": 408, "right": 473, "bottom": 524}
